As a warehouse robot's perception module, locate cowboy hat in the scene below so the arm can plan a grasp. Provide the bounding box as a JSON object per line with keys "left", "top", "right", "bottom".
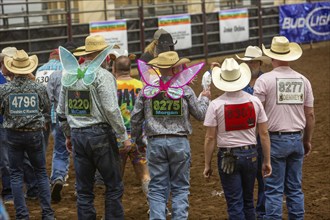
{"left": 236, "top": 46, "right": 271, "bottom": 64}
{"left": 148, "top": 51, "right": 190, "bottom": 69}
{"left": 4, "top": 50, "right": 38, "bottom": 74}
{"left": 212, "top": 58, "right": 251, "bottom": 92}
{"left": 0, "top": 47, "right": 17, "bottom": 62}
{"left": 73, "top": 35, "right": 109, "bottom": 56}
{"left": 262, "top": 36, "right": 302, "bottom": 61}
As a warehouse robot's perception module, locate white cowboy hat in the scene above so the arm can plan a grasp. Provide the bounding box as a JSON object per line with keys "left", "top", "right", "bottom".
{"left": 0, "top": 47, "right": 17, "bottom": 62}
{"left": 73, "top": 35, "right": 110, "bottom": 57}
{"left": 4, "top": 50, "right": 38, "bottom": 74}
{"left": 236, "top": 46, "right": 271, "bottom": 64}
{"left": 148, "top": 51, "right": 190, "bottom": 69}
{"left": 212, "top": 58, "right": 251, "bottom": 92}
{"left": 262, "top": 36, "right": 302, "bottom": 61}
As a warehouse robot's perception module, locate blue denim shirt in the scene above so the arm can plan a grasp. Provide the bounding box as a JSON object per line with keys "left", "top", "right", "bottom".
{"left": 242, "top": 71, "right": 263, "bottom": 95}
{"left": 36, "top": 59, "right": 62, "bottom": 72}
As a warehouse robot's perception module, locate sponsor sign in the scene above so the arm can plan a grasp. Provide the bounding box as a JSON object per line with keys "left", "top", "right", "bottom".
{"left": 90, "top": 20, "right": 128, "bottom": 51}
{"left": 219, "top": 8, "right": 249, "bottom": 44}
{"left": 158, "top": 14, "right": 192, "bottom": 50}
{"left": 280, "top": 2, "right": 330, "bottom": 43}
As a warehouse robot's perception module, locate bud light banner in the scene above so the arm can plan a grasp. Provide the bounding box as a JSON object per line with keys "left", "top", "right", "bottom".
{"left": 280, "top": 2, "right": 330, "bottom": 43}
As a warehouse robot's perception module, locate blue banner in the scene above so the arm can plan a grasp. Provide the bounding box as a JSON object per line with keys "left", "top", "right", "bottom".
{"left": 280, "top": 2, "right": 330, "bottom": 43}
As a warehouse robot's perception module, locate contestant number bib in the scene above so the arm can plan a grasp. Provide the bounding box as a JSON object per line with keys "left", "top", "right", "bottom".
{"left": 35, "top": 70, "right": 54, "bottom": 86}
{"left": 151, "top": 92, "right": 182, "bottom": 116}
{"left": 276, "top": 78, "right": 304, "bottom": 104}
{"left": 9, "top": 93, "right": 39, "bottom": 116}
{"left": 67, "top": 90, "right": 92, "bottom": 116}
{"left": 224, "top": 102, "right": 256, "bottom": 131}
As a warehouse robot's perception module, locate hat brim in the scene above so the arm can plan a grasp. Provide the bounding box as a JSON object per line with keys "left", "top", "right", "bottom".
{"left": 73, "top": 45, "right": 108, "bottom": 57}
{"left": 262, "top": 43, "right": 302, "bottom": 61}
{"left": 4, "top": 55, "right": 38, "bottom": 75}
{"left": 212, "top": 63, "right": 251, "bottom": 92}
{"left": 235, "top": 54, "right": 271, "bottom": 64}
{"left": 148, "top": 57, "right": 190, "bottom": 69}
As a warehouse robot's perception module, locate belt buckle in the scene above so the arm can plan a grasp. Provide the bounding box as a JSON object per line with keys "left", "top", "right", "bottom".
{"left": 242, "top": 146, "right": 249, "bottom": 150}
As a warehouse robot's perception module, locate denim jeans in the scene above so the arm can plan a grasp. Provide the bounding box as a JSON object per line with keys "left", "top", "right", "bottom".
{"left": 256, "top": 144, "right": 265, "bottom": 219}
{"left": 218, "top": 147, "right": 258, "bottom": 220}
{"left": 6, "top": 129, "right": 54, "bottom": 220}
{"left": 50, "top": 121, "right": 70, "bottom": 183}
{"left": 71, "top": 126, "right": 124, "bottom": 220}
{"left": 264, "top": 133, "right": 304, "bottom": 220}
{"left": 147, "top": 136, "right": 191, "bottom": 220}
{"left": 0, "top": 126, "right": 12, "bottom": 201}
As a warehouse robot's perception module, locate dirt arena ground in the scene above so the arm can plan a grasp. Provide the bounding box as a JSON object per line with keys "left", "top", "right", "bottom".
{"left": 4, "top": 41, "right": 330, "bottom": 219}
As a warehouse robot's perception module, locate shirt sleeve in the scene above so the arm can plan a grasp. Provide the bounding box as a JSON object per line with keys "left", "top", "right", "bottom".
{"left": 97, "top": 73, "right": 128, "bottom": 142}
{"left": 185, "top": 86, "right": 209, "bottom": 121}
{"left": 253, "top": 77, "right": 267, "bottom": 103}
{"left": 56, "top": 85, "right": 71, "bottom": 137}
{"left": 255, "top": 98, "right": 268, "bottom": 124}
{"left": 39, "top": 85, "right": 51, "bottom": 124}
{"left": 304, "top": 78, "right": 314, "bottom": 107}
{"left": 203, "top": 102, "right": 218, "bottom": 127}
{"left": 130, "top": 92, "right": 145, "bottom": 143}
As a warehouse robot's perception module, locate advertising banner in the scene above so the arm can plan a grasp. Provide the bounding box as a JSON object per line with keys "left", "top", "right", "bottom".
{"left": 158, "top": 14, "right": 192, "bottom": 50}
{"left": 219, "top": 8, "right": 249, "bottom": 44}
{"left": 280, "top": 2, "right": 330, "bottom": 43}
{"left": 89, "top": 20, "right": 128, "bottom": 51}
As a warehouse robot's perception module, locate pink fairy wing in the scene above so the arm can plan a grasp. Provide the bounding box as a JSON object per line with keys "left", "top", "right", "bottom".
{"left": 167, "top": 87, "right": 184, "bottom": 100}
{"left": 143, "top": 85, "right": 160, "bottom": 99}
{"left": 169, "top": 62, "right": 205, "bottom": 88}
{"left": 137, "top": 59, "right": 160, "bottom": 86}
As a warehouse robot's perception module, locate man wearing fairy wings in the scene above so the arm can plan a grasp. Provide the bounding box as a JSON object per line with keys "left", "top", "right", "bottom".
{"left": 56, "top": 35, "right": 130, "bottom": 220}
{"left": 131, "top": 51, "right": 211, "bottom": 219}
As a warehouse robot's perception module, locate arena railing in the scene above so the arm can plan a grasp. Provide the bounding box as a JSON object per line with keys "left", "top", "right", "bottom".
{"left": 0, "top": 0, "right": 324, "bottom": 66}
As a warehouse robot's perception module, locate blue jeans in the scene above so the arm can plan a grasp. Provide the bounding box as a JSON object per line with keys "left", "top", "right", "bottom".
{"left": 6, "top": 129, "right": 54, "bottom": 220}
{"left": 264, "top": 133, "right": 304, "bottom": 220}
{"left": 0, "top": 126, "right": 12, "bottom": 201}
{"left": 147, "top": 136, "right": 191, "bottom": 220}
{"left": 71, "top": 126, "right": 124, "bottom": 220}
{"left": 256, "top": 145, "right": 265, "bottom": 219}
{"left": 50, "top": 121, "right": 70, "bottom": 183}
{"left": 218, "top": 147, "right": 258, "bottom": 220}
{"left": 0, "top": 127, "right": 38, "bottom": 200}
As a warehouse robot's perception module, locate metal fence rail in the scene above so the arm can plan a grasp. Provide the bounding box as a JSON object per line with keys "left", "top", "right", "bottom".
{"left": 0, "top": 0, "right": 324, "bottom": 65}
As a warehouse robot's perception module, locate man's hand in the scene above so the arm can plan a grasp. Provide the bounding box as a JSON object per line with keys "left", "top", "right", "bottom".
{"left": 66, "top": 137, "right": 72, "bottom": 153}
{"left": 201, "top": 90, "right": 211, "bottom": 99}
{"left": 119, "top": 139, "right": 132, "bottom": 154}
{"left": 303, "top": 141, "right": 312, "bottom": 157}
{"left": 210, "top": 62, "right": 220, "bottom": 70}
{"left": 203, "top": 166, "right": 213, "bottom": 180}
{"left": 262, "top": 162, "right": 272, "bottom": 178}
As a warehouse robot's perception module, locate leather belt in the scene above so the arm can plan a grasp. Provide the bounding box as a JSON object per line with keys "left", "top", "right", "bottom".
{"left": 71, "top": 123, "right": 110, "bottom": 131}
{"left": 149, "top": 134, "right": 188, "bottom": 139}
{"left": 269, "top": 131, "right": 302, "bottom": 136}
{"left": 219, "top": 145, "right": 256, "bottom": 151}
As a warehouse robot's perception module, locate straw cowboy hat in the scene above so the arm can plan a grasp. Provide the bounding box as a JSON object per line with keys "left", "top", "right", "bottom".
{"left": 236, "top": 46, "right": 271, "bottom": 64}
{"left": 0, "top": 47, "right": 17, "bottom": 62}
{"left": 212, "top": 58, "right": 251, "bottom": 92}
{"left": 262, "top": 36, "right": 302, "bottom": 61}
{"left": 148, "top": 51, "right": 190, "bottom": 69}
{"left": 4, "top": 50, "right": 38, "bottom": 74}
{"left": 73, "top": 35, "right": 109, "bottom": 57}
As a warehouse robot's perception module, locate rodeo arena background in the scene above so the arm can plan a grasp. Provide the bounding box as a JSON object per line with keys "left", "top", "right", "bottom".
{"left": 0, "top": 0, "right": 329, "bottom": 219}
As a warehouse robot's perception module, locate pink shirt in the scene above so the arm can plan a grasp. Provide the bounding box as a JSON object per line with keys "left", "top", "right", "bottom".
{"left": 253, "top": 66, "right": 314, "bottom": 132}
{"left": 204, "top": 91, "right": 268, "bottom": 148}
